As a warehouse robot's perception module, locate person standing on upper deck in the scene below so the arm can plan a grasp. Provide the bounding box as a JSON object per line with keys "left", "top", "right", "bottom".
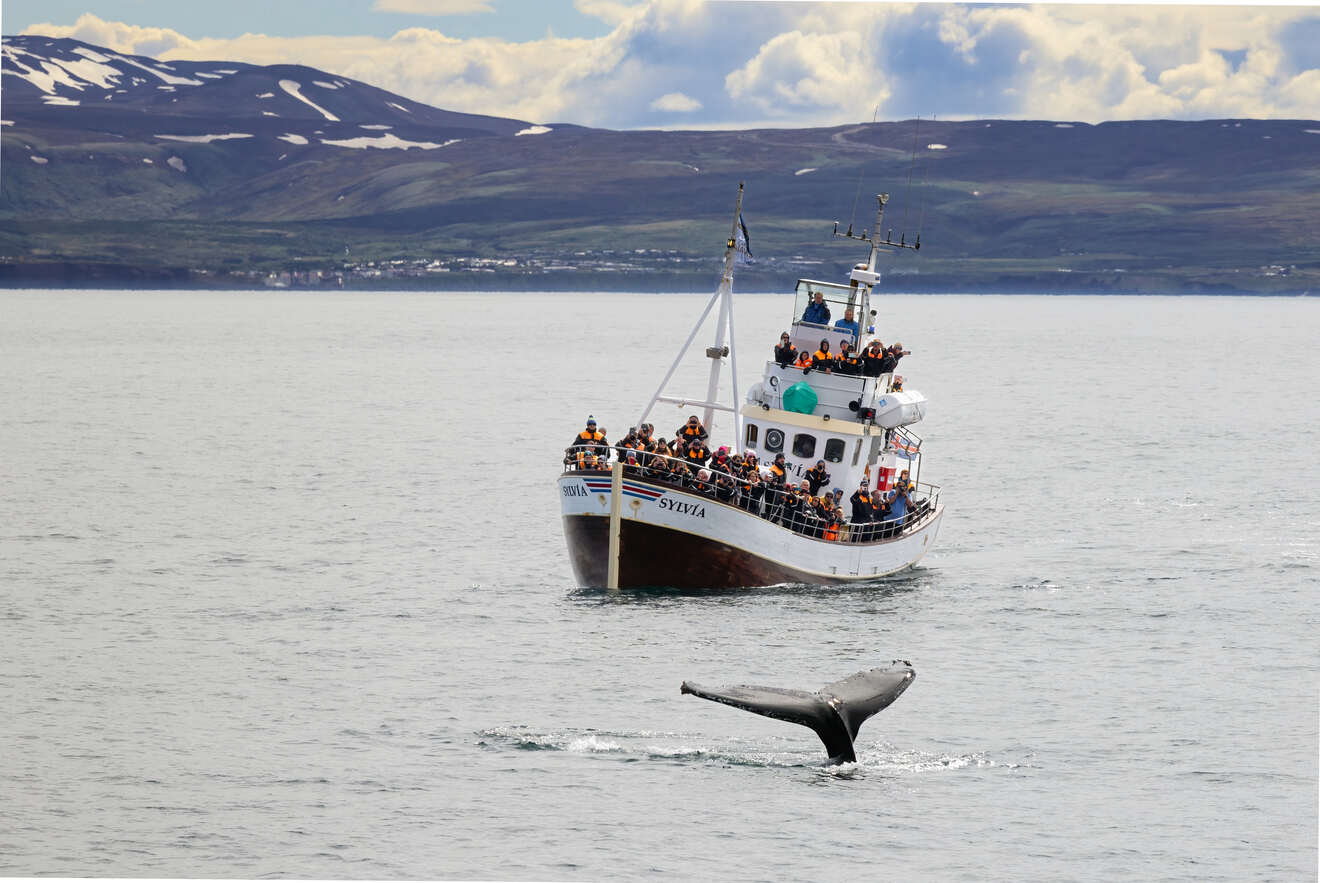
{"left": 802, "top": 291, "right": 831, "bottom": 325}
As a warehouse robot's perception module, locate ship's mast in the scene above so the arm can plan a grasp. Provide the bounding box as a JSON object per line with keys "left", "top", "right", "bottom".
{"left": 834, "top": 193, "right": 918, "bottom": 332}
{"left": 637, "top": 183, "right": 745, "bottom": 444}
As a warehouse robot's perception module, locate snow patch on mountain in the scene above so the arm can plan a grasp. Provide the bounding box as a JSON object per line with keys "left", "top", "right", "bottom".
{"left": 279, "top": 133, "right": 309, "bottom": 145}
{"left": 72, "top": 47, "right": 111, "bottom": 63}
{"left": 156, "top": 133, "right": 254, "bottom": 143}
{"left": 280, "top": 79, "right": 339, "bottom": 122}
{"left": 313, "top": 81, "right": 339, "bottom": 89}
{"left": 386, "top": 102, "right": 411, "bottom": 114}
{"left": 360, "top": 124, "right": 393, "bottom": 130}
{"left": 167, "top": 157, "right": 187, "bottom": 172}
{"left": 515, "top": 125, "right": 552, "bottom": 136}
{"left": 43, "top": 95, "right": 80, "bottom": 106}
{"left": 319, "top": 133, "right": 457, "bottom": 150}
{"left": 31, "top": 155, "right": 49, "bottom": 164}
{"left": 108, "top": 51, "right": 202, "bottom": 86}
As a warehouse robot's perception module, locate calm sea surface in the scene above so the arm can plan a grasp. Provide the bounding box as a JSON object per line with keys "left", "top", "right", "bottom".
{"left": 1, "top": 290, "right": 1316, "bottom": 881}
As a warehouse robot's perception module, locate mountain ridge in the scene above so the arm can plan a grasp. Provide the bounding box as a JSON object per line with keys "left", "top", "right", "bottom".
{"left": 2, "top": 35, "right": 1317, "bottom": 293}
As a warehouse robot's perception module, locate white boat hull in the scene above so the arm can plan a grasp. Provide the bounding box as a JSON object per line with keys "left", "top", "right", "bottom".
{"left": 559, "top": 471, "right": 943, "bottom": 588}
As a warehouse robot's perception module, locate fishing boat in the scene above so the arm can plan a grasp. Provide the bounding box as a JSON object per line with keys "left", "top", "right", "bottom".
{"left": 559, "top": 185, "right": 944, "bottom": 588}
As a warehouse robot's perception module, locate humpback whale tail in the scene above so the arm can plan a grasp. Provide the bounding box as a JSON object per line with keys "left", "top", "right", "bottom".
{"left": 680, "top": 662, "right": 916, "bottom": 764}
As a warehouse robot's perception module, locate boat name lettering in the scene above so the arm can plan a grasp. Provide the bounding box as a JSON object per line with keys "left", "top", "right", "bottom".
{"left": 563, "top": 483, "right": 589, "bottom": 497}
{"left": 657, "top": 498, "right": 706, "bottom": 518}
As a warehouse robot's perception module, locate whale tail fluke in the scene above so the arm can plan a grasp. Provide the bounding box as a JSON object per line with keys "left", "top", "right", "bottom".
{"left": 680, "top": 661, "right": 915, "bottom": 764}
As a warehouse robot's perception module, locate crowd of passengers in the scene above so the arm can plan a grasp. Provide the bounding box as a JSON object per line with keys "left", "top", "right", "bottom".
{"left": 774, "top": 329, "right": 910, "bottom": 382}
{"left": 567, "top": 415, "right": 926, "bottom": 542}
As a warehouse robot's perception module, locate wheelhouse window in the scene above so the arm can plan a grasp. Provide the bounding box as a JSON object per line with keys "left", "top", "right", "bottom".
{"left": 764, "top": 428, "right": 785, "bottom": 453}
{"left": 823, "top": 439, "right": 846, "bottom": 463}
{"left": 792, "top": 433, "right": 816, "bottom": 458}
{"left": 745, "top": 423, "right": 759, "bottom": 447}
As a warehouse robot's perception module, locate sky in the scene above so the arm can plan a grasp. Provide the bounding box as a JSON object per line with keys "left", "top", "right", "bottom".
{"left": 4, "top": 1, "right": 1319, "bottom": 128}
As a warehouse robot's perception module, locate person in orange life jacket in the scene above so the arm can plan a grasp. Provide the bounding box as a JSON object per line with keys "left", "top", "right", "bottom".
{"left": 822, "top": 506, "right": 843, "bottom": 541}
{"left": 861, "top": 339, "right": 887, "bottom": 377}
{"left": 835, "top": 341, "right": 861, "bottom": 375}
{"left": 805, "top": 460, "right": 831, "bottom": 495}
{"left": 778, "top": 481, "right": 803, "bottom": 527}
{"left": 810, "top": 339, "right": 834, "bottom": 372}
{"left": 891, "top": 375, "right": 904, "bottom": 392}
{"left": 676, "top": 414, "right": 709, "bottom": 443}
{"left": 683, "top": 439, "right": 712, "bottom": 468}
{"left": 570, "top": 416, "right": 608, "bottom": 467}
{"left": 615, "top": 427, "right": 641, "bottom": 459}
{"left": 850, "top": 480, "right": 874, "bottom": 541}
{"left": 714, "top": 471, "right": 737, "bottom": 502}
{"left": 794, "top": 350, "right": 813, "bottom": 368}
{"left": 768, "top": 452, "right": 788, "bottom": 482}
{"left": 774, "top": 332, "right": 798, "bottom": 368}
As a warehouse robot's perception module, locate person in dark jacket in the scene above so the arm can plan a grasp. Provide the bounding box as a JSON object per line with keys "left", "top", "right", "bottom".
{"left": 801, "top": 290, "right": 830, "bottom": 325}
{"left": 861, "top": 339, "right": 887, "bottom": 377}
{"left": 683, "top": 439, "right": 712, "bottom": 469}
{"left": 569, "top": 416, "right": 608, "bottom": 467}
{"left": 805, "top": 460, "right": 831, "bottom": 496}
{"left": 774, "top": 333, "right": 797, "bottom": 368}
{"left": 835, "top": 341, "right": 861, "bottom": 375}
{"left": 850, "top": 481, "right": 875, "bottom": 540}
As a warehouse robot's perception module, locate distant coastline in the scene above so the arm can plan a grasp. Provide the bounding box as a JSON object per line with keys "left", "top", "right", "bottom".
{"left": 0, "top": 261, "right": 1312, "bottom": 296}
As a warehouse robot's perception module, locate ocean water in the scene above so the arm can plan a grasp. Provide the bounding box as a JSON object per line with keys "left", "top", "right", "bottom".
{"left": 0, "top": 289, "right": 1315, "bottom": 881}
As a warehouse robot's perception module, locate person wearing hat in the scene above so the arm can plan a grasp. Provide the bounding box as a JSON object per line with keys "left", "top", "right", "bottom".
{"left": 805, "top": 459, "right": 831, "bottom": 496}
{"left": 793, "top": 349, "right": 813, "bottom": 369}
{"left": 774, "top": 332, "right": 798, "bottom": 368}
{"left": 569, "top": 416, "right": 608, "bottom": 469}
{"left": 810, "top": 339, "right": 834, "bottom": 373}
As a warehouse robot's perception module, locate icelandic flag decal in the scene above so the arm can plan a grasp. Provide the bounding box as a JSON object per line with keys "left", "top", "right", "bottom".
{"left": 893, "top": 436, "right": 920, "bottom": 456}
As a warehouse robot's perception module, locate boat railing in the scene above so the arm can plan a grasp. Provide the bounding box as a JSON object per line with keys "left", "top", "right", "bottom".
{"left": 562, "top": 445, "right": 940, "bottom": 543}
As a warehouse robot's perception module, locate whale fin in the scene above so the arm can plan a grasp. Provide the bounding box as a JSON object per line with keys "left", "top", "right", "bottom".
{"left": 681, "top": 661, "right": 915, "bottom": 764}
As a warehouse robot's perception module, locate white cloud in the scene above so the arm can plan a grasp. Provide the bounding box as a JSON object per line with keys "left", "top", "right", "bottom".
{"left": 649, "top": 91, "right": 701, "bottom": 112}
{"left": 372, "top": 0, "right": 494, "bottom": 15}
{"left": 17, "top": 6, "right": 1320, "bottom": 129}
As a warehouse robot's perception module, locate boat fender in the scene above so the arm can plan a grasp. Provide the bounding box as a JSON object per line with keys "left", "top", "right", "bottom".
{"left": 762, "top": 403, "right": 770, "bottom": 411}
{"left": 848, "top": 400, "right": 860, "bottom": 411}
{"left": 823, "top": 414, "right": 831, "bottom": 421}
